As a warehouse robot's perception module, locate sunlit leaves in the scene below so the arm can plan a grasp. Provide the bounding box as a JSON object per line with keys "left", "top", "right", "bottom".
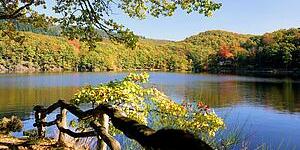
{"left": 72, "top": 72, "right": 225, "bottom": 137}
{"left": 243, "top": 28, "right": 300, "bottom": 68}
{"left": 150, "top": 89, "right": 225, "bottom": 137}
{"left": 0, "top": 0, "right": 221, "bottom": 48}
{"left": 122, "top": 0, "right": 222, "bottom": 18}
{"left": 72, "top": 72, "right": 150, "bottom": 125}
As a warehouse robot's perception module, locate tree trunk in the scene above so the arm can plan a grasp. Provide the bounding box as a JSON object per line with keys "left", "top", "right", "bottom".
{"left": 98, "top": 113, "right": 109, "bottom": 150}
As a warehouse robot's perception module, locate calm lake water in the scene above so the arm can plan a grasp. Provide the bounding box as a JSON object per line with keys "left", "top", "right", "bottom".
{"left": 0, "top": 72, "right": 300, "bottom": 149}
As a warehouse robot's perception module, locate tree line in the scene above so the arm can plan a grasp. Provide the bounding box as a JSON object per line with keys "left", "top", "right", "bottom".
{"left": 0, "top": 28, "right": 299, "bottom": 73}
{"left": 184, "top": 29, "right": 300, "bottom": 73}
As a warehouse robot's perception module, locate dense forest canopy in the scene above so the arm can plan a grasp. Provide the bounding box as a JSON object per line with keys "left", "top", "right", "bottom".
{"left": 180, "top": 30, "right": 252, "bottom": 71}
{"left": 0, "top": 28, "right": 299, "bottom": 73}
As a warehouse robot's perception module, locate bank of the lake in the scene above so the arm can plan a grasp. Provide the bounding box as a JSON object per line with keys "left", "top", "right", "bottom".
{"left": 208, "top": 68, "right": 300, "bottom": 79}
{"left": 2, "top": 68, "right": 300, "bottom": 80}
{"left": 0, "top": 134, "right": 61, "bottom": 150}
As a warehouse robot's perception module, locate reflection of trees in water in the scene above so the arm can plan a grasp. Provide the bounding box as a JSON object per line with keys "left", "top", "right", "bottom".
{"left": 152, "top": 80, "right": 300, "bottom": 113}
{"left": 151, "top": 81, "right": 242, "bottom": 107}
{"left": 0, "top": 87, "right": 79, "bottom": 119}
{"left": 1, "top": 79, "right": 299, "bottom": 120}
{"left": 183, "top": 81, "right": 242, "bottom": 107}
{"left": 250, "top": 81, "right": 300, "bottom": 112}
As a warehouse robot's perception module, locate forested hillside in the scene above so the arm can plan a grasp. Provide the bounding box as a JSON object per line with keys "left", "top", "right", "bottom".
{"left": 180, "top": 30, "right": 251, "bottom": 71}
{"left": 0, "top": 31, "right": 191, "bottom": 72}
{"left": 0, "top": 28, "right": 299, "bottom": 73}
{"left": 181, "top": 29, "right": 300, "bottom": 73}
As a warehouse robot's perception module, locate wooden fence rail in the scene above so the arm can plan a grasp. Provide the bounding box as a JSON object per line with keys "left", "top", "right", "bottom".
{"left": 33, "top": 100, "right": 213, "bottom": 150}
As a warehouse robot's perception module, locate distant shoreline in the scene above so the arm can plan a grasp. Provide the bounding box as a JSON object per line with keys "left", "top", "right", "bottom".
{"left": 1, "top": 66, "right": 300, "bottom": 79}
{"left": 208, "top": 68, "right": 300, "bottom": 78}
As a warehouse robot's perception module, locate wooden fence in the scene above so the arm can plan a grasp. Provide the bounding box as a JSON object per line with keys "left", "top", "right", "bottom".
{"left": 33, "top": 100, "right": 212, "bottom": 150}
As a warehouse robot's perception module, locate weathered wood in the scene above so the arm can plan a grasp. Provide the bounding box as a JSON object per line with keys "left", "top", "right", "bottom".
{"left": 34, "top": 117, "right": 97, "bottom": 138}
{"left": 90, "top": 121, "right": 121, "bottom": 150}
{"left": 97, "top": 113, "right": 109, "bottom": 150}
{"left": 55, "top": 115, "right": 97, "bottom": 138}
{"left": 34, "top": 106, "right": 45, "bottom": 138}
{"left": 34, "top": 111, "right": 41, "bottom": 137}
{"left": 100, "top": 105, "right": 213, "bottom": 150}
{"left": 34, "top": 100, "right": 100, "bottom": 119}
{"left": 41, "top": 113, "right": 46, "bottom": 137}
{"left": 58, "top": 108, "right": 67, "bottom": 146}
{"left": 34, "top": 100, "right": 121, "bottom": 150}
{"left": 34, "top": 100, "right": 213, "bottom": 150}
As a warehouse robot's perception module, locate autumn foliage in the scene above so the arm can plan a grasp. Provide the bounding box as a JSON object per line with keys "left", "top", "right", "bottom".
{"left": 219, "top": 44, "right": 233, "bottom": 59}
{"left": 68, "top": 39, "right": 81, "bottom": 53}
{"left": 0, "top": 29, "right": 299, "bottom": 73}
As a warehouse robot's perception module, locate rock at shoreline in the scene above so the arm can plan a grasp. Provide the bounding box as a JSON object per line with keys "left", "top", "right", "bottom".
{"left": 0, "top": 134, "right": 69, "bottom": 150}
{"left": 0, "top": 65, "right": 8, "bottom": 73}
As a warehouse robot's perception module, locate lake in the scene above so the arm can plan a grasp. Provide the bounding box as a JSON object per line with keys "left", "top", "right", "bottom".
{"left": 0, "top": 72, "right": 300, "bottom": 149}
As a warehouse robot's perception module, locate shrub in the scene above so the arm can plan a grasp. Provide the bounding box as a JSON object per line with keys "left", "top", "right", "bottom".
{"left": 0, "top": 116, "right": 23, "bottom": 134}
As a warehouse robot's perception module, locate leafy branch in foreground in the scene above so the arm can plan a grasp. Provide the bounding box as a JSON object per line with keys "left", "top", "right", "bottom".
{"left": 0, "top": 0, "right": 221, "bottom": 48}
{"left": 71, "top": 72, "right": 224, "bottom": 145}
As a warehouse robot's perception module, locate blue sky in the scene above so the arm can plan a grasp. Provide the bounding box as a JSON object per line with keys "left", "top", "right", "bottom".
{"left": 41, "top": 0, "right": 300, "bottom": 41}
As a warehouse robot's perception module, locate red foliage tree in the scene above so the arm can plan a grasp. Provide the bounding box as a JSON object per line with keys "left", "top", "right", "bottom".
{"left": 68, "top": 39, "right": 81, "bottom": 53}
{"left": 219, "top": 44, "right": 233, "bottom": 59}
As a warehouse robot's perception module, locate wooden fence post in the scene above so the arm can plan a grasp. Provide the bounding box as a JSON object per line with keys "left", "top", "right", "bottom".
{"left": 40, "top": 112, "right": 46, "bottom": 137}
{"left": 98, "top": 113, "right": 109, "bottom": 150}
{"left": 34, "top": 106, "right": 45, "bottom": 138}
{"left": 58, "top": 108, "right": 67, "bottom": 146}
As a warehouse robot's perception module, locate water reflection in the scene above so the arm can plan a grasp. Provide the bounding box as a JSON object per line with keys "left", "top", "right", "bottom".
{"left": 0, "top": 87, "right": 79, "bottom": 119}
{"left": 0, "top": 72, "right": 299, "bottom": 117}
{"left": 0, "top": 72, "right": 299, "bottom": 149}
{"left": 0, "top": 72, "right": 299, "bottom": 116}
